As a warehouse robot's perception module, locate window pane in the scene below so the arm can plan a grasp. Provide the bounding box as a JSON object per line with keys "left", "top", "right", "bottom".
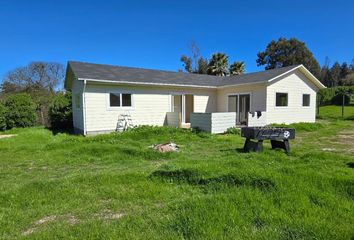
{"left": 276, "top": 93, "right": 288, "bottom": 106}
{"left": 122, "top": 94, "right": 132, "bottom": 107}
{"left": 110, "top": 93, "right": 120, "bottom": 107}
{"left": 303, "top": 94, "right": 310, "bottom": 106}
{"left": 228, "top": 95, "right": 238, "bottom": 112}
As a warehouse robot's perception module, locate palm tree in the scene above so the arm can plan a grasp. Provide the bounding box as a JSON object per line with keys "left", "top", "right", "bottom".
{"left": 207, "top": 53, "right": 229, "bottom": 76}
{"left": 229, "top": 61, "right": 245, "bottom": 75}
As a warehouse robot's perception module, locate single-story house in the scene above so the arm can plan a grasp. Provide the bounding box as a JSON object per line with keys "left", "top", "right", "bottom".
{"left": 64, "top": 61, "right": 326, "bottom": 135}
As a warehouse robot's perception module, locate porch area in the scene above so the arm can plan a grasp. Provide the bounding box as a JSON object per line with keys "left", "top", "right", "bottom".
{"left": 164, "top": 92, "right": 266, "bottom": 133}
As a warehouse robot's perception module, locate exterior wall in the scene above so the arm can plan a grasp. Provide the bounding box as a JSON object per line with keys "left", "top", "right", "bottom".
{"left": 266, "top": 70, "right": 318, "bottom": 124}
{"left": 248, "top": 111, "right": 267, "bottom": 127}
{"left": 216, "top": 83, "right": 267, "bottom": 112}
{"left": 71, "top": 77, "right": 84, "bottom": 134}
{"left": 211, "top": 112, "right": 237, "bottom": 133}
{"left": 83, "top": 83, "right": 217, "bottom": 133}
{"left": 190, "top": 113, "right": 212, "bottom": 132}
{"left": 190, "top": 112, "right": 237, "bottom": 133}
{"left": 166, "top": 112, "right": 180, "bottom": 127}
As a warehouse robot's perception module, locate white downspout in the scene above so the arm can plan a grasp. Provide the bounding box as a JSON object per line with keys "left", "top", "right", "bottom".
{"left": 83, "top": 79, "right": 87, "bottom": 136}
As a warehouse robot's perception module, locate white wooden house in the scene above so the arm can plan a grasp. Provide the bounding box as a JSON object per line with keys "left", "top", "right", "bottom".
{"left": 64, "top": 61, "right": 325, "bottom": 135}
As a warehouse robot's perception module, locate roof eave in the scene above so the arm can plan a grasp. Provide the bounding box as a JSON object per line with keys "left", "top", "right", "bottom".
{"left": 78, "top": 78, "right": 218, "bottom": 89}
{"left": 267, "top": 65, "right": 326, "bottom": 89}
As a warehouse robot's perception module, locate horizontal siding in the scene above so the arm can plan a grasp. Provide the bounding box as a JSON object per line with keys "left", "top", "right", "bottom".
{"left": 248, "top": 111, "right": 267, "bottom": 127}
{"left": 194, "top": 94, "right": 216, "bottom": 112}
{"left": 266, "top": 70, "right": 317, "bottom": 124}
{"left": 216, "top": 83, "right": 267, "bottom": 112}
{"left": 191, "top": 112, "right": 236, "bottom": 133}
{"left": 190, "top": 113, "right": 212, "bottom": 132}
{"left": 84, "top": 83, "right": 217, "bottom": 132}
{"left": 166, "top": 112, "right": 180, "bottom": 127}
{"left": 211, "top": 112, "right": 237, "bottom": 133}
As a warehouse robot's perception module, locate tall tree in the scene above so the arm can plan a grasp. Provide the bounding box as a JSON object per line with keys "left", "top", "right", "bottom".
{"left": 196, "top": 58, "right": 209, "bottom": 74}
{"left": 256, "top": 37, "right": 321, "bottom": 77}
{"left": 207, "top": 53, "right": 229, "bottom": 76}
{"left": 229, "top": 61, "right": 245, "bottom": 75}
{"left": 180, "top": 41, "right": 209, "bottom": 74}
{"left": 1, "top": 61, "right": 65, "bottom": 126}
{"left": 340, "top": 62, "right": 351, "bottom": 86}
{"left": 330, "top": 62, "right": 341, "bottom": 87}
{"left": 320, "top": 57, "right": 331, "bottom": 87}
{"left": 1, "top": 62, "right": 64, "bottom": 93}
{"left": 180, "top": 55, "right": 193, "bottom": 73}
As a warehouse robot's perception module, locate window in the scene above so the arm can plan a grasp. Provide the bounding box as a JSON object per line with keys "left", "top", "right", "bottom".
{"left": 276, "top": 93, "right": 288, "bottom": 107}
{"left": 110, "top": 93, "right": 121, "bottom": 107}
{"left": 303, "top": 94, "right": 310, "bottom": 106}
{"left": 122, "top": 94, "right": 132, "bottom": 106}
{"left": 109, "top": 93, "right": 132, "bottom": 107}
{"left": 75, "top": 94, "right": 81, "bottom": 109}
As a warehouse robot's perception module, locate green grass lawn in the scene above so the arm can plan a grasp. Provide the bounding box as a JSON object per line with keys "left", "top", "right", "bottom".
{"left": 318, "top": 105, "right": 354, "bottom": 120}
{"left": 0, "top": 121, "right": 354, "bottom": 239}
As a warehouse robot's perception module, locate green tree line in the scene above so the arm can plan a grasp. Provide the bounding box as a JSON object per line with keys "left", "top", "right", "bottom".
{"left": 0, "top": 62, "right": 72, "bottom": 131}
{"left": 180, "top": 38, "right": 354, "bottom": 88}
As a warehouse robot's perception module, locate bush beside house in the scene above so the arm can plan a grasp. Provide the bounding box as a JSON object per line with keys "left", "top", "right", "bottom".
{"left": 4, "top": 93, "right": 37, "bottom": 129}
{"left": 49, "top": 92, "right": 73, "bottom": 130}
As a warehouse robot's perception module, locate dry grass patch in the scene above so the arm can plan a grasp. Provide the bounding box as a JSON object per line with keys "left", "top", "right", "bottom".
{"left": 22, "top": 214, "right": 78, "bottom": 236}
{"left": 0, "top": 134, "right": 17, "bottom": 139}
{"left": 331, "top": 129, "right": 354, "bottom": 153}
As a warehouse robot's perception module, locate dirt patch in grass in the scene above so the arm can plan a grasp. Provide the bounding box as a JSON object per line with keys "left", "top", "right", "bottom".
{"left": 95, "top": 209, "right": 125, "bottom": 221}
{"left": 23, "top": 214, "right": 78, "bottom": 236}
{"left": 150, "top": 169, "right": 276, "bottom": 191}
{"left": 331, "top": 130, "right": 354, "bottom": 153}
{"left": 0, "top": 134, "right": 17, "bottom": 139}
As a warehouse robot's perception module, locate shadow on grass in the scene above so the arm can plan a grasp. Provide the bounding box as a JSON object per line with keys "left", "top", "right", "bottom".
{"left": 347, "top": 162, "right": 354, "bottom": 168}
{"left": 149, "top": 169, "right": 276, "bottom": 192}
{"left": 46, "top": 127, "right": 75, "bottom": 135}
{"left": 219, "top": 148, "right": 246, "bottom": 153}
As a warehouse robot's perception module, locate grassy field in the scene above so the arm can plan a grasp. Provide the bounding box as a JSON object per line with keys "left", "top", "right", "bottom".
{"left": 0, "top": 121, "right": 354, "bottom": 239}
{"left": 318, "top": 105, "right": 354, "bottom": 120}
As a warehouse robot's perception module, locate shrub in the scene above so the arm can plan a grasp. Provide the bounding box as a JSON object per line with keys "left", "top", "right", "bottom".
{"left": 225, "top": 127, "right": 240, "bottom": 135}
{"left": 5, "top": 93, "right": 37, "bottom": 129}
{"left": 0, "top": 102, "right": 7, "bottom": 130}
{"left": 331, "top": 94, "right": 351, "bottom": 105}
{"left": 318, "top": 86, "right": 354, "bottom": 106}
{"left": 318, "top": 88, "right": 335, "bottom": 106}
{"left": 49, "top": 92, "right": 73, "bottom": 130}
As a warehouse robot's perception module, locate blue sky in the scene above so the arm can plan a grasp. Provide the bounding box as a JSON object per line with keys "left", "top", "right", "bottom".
{"left": 0, "top": 0, "right": 353, "bottom": 84}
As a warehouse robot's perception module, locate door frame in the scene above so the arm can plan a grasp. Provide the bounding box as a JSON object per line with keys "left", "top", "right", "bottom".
{"left": 226, "top": 92, "right": 252, "bottom": 125}
{"left": 170, "top": 93, "right": 193, "bottom": 124}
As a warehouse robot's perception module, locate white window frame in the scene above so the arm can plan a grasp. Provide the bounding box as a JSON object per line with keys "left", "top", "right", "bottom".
{"left": 275, "top": 92, "right": 288, "bottom": 108}
{"left": 226, "top": 92, "right": 252, "bottom": 124}
{"left": 106, "top": 92, "right": 134, "bottom": 110}
{"left": 302, "top": 93, "right": 311, "bottom": 107}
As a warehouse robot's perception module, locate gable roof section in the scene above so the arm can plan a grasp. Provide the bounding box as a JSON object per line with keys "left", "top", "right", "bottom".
{"left": 66, "top": 61, "right": 325, "bottom": 89}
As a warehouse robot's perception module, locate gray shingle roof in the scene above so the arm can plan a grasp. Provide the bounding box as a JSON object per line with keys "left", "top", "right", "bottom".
{"left": 68, "top": 61, "right": 301, "bottom": 88}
